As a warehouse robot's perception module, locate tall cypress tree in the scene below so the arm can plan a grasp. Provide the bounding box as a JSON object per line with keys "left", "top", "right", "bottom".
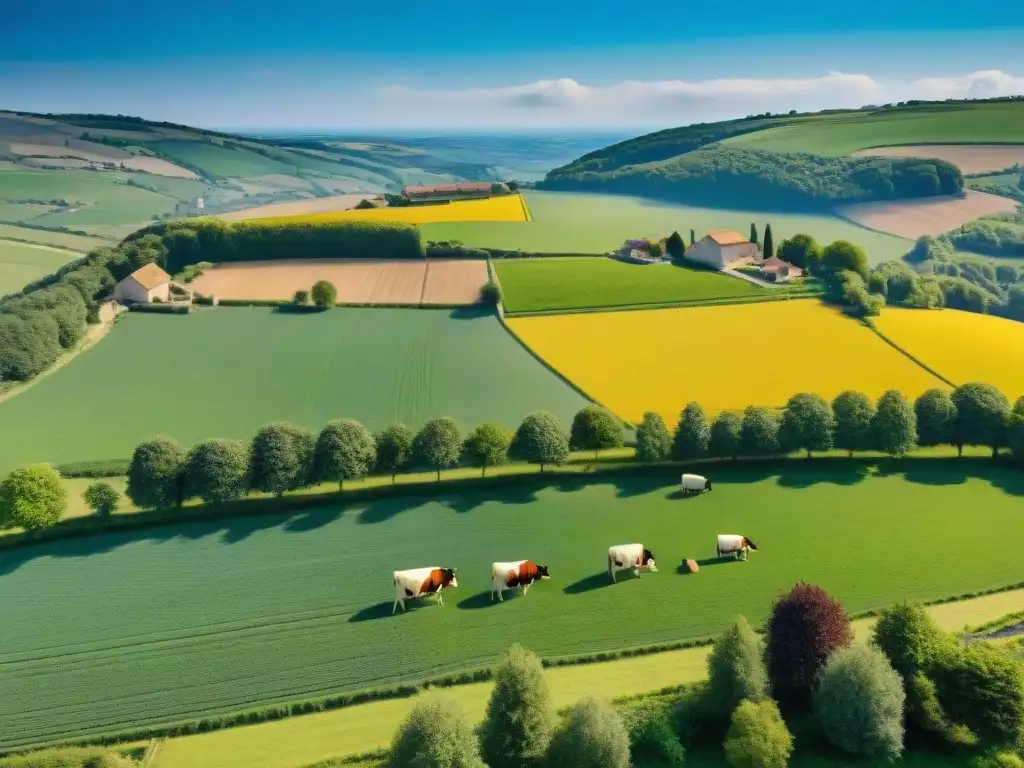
{"left": 763, "top": 223, "right": 775, "bottom": 259}
{"left": 750, "top": 223, "right": 759, "bottom": 246}
{"left": 690, "top": 229, "right": 696, "bottom": 246}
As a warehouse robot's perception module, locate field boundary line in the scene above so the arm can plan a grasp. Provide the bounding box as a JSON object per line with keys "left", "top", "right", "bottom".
{"left": 502, "top": 291, "right": 822, "bottom": 318}
{"left": 518, "top": 192, "right": 533, "bottom": 222}
{"left": 862, "top": 318, "right": 957, "bottom": 388}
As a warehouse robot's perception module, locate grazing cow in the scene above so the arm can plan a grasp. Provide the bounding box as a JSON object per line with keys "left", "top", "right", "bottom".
{"left": 491, "top": 560, "right": 551, "bottom": 601}
{"left": 608, "top": 544, "right": 657, "bottom": 582}
{"left": 392, "top": 567, "right": 458, "bottom": 614}
{"left": 717, "top": 534, "right": 758, "bottom": 561}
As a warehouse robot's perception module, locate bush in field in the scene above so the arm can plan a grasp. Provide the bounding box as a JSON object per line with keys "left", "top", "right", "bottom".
{"left": 973, "top": 751, "right": 1024, "bottom": 768}
{"left": 83, "top": 481, "right": 119, "bottom": 517}
{"left": 915, "top": 389, "right": 957, "bottom": 448}
{"left": 710, "top": 412, "right": 743, "bottom": 460}
{"left": 570, "top": 405, "right": 623, "bottom": 458}
{"left": 462, "top": 422, "right": 512, "bottom": 477}
{"left": 183, "top": 439, "right": 249, "bottom": 503}
{"left": 510, "top": 411, "right": 570, "bottom": 472}
{"left": 706, "top": 615, "right": 768, "bottom": 720}
{"left": 547, "top": 696, "right": 630, "bottom": 768}
{"left": 777, "top": 233, "right": 822, "bottom": 270}
{"left": 723, "top": 699, "right": 793, "bottom": 768}
{"left": 872, "top": 602, "right": 949, "bottom": 682}
{"left": 0, "top": 464, "right": 67, "bottom": 530}
{"left": 375, "top": 424, "right": 414, "bottom": 482}
{"left": 0, "top": 746, "right": 137, "bottom": 768}
{"left": 673, "top": 402, "right": 710, "bottom": 460}
{"left": 931, "top": 642, "right": 1024, "bottom": 744}
{"left": 293, "top": 289, "right": 309, "bottom": 305}
{"left": 248, "top": 423, "right": 315, "bottom": 496}
{"left": 635, "top": 412, "right": 672, "bottom": 462}
{"left": 767, "top": 582, "right": 852, "bottom": 706}
{"left": 126, "top": 437, "right": 186, "bottom": 509}
{"left": 314, "top": 419, "right": 376, "bottom": 490}
{"left": 832, "top": 390, "right": 874, "bottom": 456}
{"left": 481, "top": 645, "right": 555, "bottom": 768}
{"left": 414, "top": 417, "right": 463, "bottom": 481}
{"left": 814, "top": 645, "right": 905, "bottom": 758}
{"left": 872, "top": 390, "right": 917, "bottom": 457}
{"left": 740, "top": 406, "right": 780, "bottom": 457}
{"left": 822, "top": 240, "right": 869, "bottom": 279}
{"left": 387, "top": 693, "right": 485, "bottom": 768}
{"left": 625, "top": 705, "right": 686, "bottom": 766}
{"left": 952, "top": 382, "right": 1012, "bottom": 457}
{"left": 310, "top": 280, "right": 337, "bottom": 309}
{"left": 481, "top": 281, "right": 502, "bottom": 306}
{"left": 1009, "top": 396, "right": 1024, "bottom": 460}
{"left": 779, "top": 393, "right": 834, "bottom": 457}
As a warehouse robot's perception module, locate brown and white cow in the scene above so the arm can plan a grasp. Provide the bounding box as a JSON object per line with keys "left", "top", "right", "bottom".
{"left": 392, "top": 567, "right": 458, "bottom": 613}
{"left": 717, "top": 534, "right": 758, "bottom": 561}
{"left": 491, "top": 560, "right": 551, "bottom": 602}
{"left": 608, "top": 544, "right": 657, "bottom": 582}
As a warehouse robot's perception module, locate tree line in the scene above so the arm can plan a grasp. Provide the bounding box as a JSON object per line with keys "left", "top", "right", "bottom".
{"left": 380, "top": 583, "right": 1024, "bottom": 768}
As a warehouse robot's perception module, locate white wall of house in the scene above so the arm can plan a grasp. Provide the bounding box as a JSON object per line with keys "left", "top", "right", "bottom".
{"left": 684, "top": 238, "right": 761, "bottom": 270}
{"left": 114, "top": 278, "right": 170, "bottom": 304}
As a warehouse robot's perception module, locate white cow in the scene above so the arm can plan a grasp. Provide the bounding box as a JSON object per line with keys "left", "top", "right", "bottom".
{"left": 607, "top": 544, "right": 657, "bottom": 582}
{"left": 491, "top": 560, "right": 550, "bottom": 601}
{"left": 716, "top": 535, "right": 758, "bottom": 561}
{"left": 392, "top": 567, "right": 457, "bottom": 614}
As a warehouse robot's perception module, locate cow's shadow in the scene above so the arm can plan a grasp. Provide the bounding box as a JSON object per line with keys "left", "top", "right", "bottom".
{"left": 457, "top": 590, "right": 516, "bottom": 610}
{"left": 349, "top": 599, "right": 439, "bottom": 621}
{"left": 562, "top": 572, "right": 620, "bottom": 594}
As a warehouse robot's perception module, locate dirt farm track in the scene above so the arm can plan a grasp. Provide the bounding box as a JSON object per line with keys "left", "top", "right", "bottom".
{"left": 189, "top": 259, "right": 490, "bottom": 305}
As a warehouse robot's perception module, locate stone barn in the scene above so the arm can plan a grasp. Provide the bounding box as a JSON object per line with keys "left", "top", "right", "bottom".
{"left": 113, "top": 263, "right": 171, "bottom": 304}
{"left": 684, "top": 230, "right": 761, "bottom": 270}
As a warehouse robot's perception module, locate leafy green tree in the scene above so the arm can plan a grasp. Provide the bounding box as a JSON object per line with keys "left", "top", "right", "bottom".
{"left": 310, "top": 280, "right": 337, "bottom": 309}
{"left": 763, "top": 223, "right": 774, "bottom": 259}
{"left": 0, "top": 464, "right": 67, "bottom": 530}
{"left": 1008, "top": 396, "right": 1024, "bottom": 461}
{"left": 872, "top": 390, "right": 917, "bottom": 457}
{"left": 710, "top": 412, "right": 743, "bottom": 460}
{"left": 779, "top": 393, "right": 834, "bottom": 457}
{"left": 872, "top": 602, "right": 950, "bottom": 682}
{"left": 635, "top": 412, "right": 672, "bottom": 462}
{"left": 673, "top": 402, "right": 711, "bottom": 460}
{"left": 462, "top": 422, "right": 512, "bottom": 477}
{"left": 740, "top": 406, "right": 780, "bottom": 457}
{"left": 570, "top": 405, "right": 623, "bottom": 458}
{"left": 626, "top": 707, "right": 686, "bottom": 767}
{"left": 666, "top": 231, "right": 685, "bottom": 259}
{"left": 83, "top": 482, "right": 119, "bottom": 517}
{"left": 723, "top": 700, "right": 793, "bottom": 768}
{"left": 931, "top": 642, "right": 1024, "bottom": 744}
{"left": 749, "top": 223, "right": 759, "bottom": 246}
{"left": 126, "top": 437, "right": 186, "bottom": 509}
{"left": 690, "top": 229, "right": 696, "bottom": 246}
{"left": 375, "top": 424, "right": 414, "bottom": 483}
{"left": 248, "top": 423, "right": 315, "bottom": 496}
{"left": 184, "top": 439, "right": 249, "bottom": 503}
{"left": 293, "top": 290, "right": 309, "bottom": 306}
{"left": 822, "top": 240, "right": 869, "bottom": 279}
{"left": 510, "top": 411, "right": 570, "bottom": 472}
{"left": 414, "top": 417, "right": 463, "bottom": 481}
{"left": 707, "top": 616, "right": 768, "bottom": 720}
{"left": 832, "top": 391, "right": 874, "bottom": 457}
{"left": 481, "top": 281, "right": 502, "bottom": 307}
{"left": 814, "top": 645, "right": 905, "bottom": 758}
{"left": 952, "top": 382, "right": 1012, "bottom": 457}
{"left": 777, "top": 233, "right": 822, "bottom": 270}
{"left": 387, "top": 693, "right": 485, "bottom": 768}
{"left": 547, "top": 696, "right": 630, "bottom": 768}
{"left": 915, "top": 389, "right": 957, "bottom": 448}
{"left": 314, "top": 419, "right": 376, "bottom": 490}
{"left": 481, "top": 645, "right": 555, "bottom": 768}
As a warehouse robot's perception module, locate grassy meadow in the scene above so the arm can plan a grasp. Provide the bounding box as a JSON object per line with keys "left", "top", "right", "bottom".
{"left": 1, "top": 464, "right": 1021, "bottom": 749}
{"left": 420, "top": 191, "right": 914, "bottom": 263}
{"left": 0, "top": 240, "right": 84, "bottom": 296}
{"left": 721, "top": 102, "right": 1024, "bottom": 154}
{"left": 0, "top": 307, "right": 588, "bottom": 472}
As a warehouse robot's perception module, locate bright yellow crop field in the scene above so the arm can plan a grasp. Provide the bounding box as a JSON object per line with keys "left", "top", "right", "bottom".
{"left": 874, "top": 308, "right": 1024, "bottom": 400}
{"left": 259, "top": 193, "right": 530, "bottom": 225}
{"left": 507, "top": 300, "right": 947, "bottom": 423}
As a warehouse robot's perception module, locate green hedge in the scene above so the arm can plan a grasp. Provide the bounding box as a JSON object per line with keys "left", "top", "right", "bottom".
{"left": 55, "top": 459, "right": 130, "bottom": 478}
{"left": 128, "top": 303, "right": 190, "bottom": 314}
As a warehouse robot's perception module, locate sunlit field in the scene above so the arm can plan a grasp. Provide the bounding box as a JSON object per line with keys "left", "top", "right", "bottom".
{"left": 258, "top": 193, "right": 530, "bottom": 225}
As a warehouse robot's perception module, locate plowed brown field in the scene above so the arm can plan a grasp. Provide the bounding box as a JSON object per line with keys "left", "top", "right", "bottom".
{"left": 837, "top": 190, "right": 1018, "bottom": 239}
{"left": 422, "top": 259, "right": 489, "bottom": 304}
{"left": 853, "top": 144, "right": 1024, "bottom": 174}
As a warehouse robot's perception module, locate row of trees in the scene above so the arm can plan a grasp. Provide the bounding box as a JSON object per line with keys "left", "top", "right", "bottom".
{"left": 382, "top": 583, "right": 1024, "bottom": 768}
{"left": 292, "top": 280, "right": 337, "bottom": 309}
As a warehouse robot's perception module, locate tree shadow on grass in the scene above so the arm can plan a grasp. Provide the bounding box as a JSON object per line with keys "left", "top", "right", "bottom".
{"left": 562, "top": 571, "right": 619, "bottom": 594}
{"left": 283, "top": 505, "right": 344, "bottom": 534}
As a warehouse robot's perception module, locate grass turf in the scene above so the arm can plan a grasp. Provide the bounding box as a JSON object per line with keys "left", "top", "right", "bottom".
{"left": 0, "top": 240, "right": 84, "bottom": 296}
{"left": 0, "top": 223, "right": 112, "bottom": 251}
{"left": 420, "top": 191, "right": 915, "bottom": 265}
{"left": 0, "top": 307, "right": 589, "bottom": 472}
{"left": 151, "top": 141, "right": 302, "bottom": 178}
{"left": 2, "top": 462, "right": 1021, "bottom": 749}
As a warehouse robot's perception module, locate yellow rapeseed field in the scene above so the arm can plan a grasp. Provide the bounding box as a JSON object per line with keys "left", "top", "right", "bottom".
{"left": 258, "top": 193, "right": 530, "bottom": 225}
{"left": 874, "top": 308, "right": 1024, "bottom": 400}
{"left": 507, "top": 300, "right": 947, "bottom": 424}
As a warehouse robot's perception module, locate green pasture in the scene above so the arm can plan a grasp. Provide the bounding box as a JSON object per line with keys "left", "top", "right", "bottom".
{"left": 420, "top": 191, "right": 914, "bottom": 264}
{"left": 494, "top": 257, "right": 809, "bottom": 313}
{"left": 0, "top": 307, "right": 589, "bottom": 472}
{"left": 722, "top": 102, "right": 1024, "bottom": 155}
{"left": 0, "top": 223, "right": 114, "bottom": 250}
{"left": 151, "top": 141, "right": 301, "bottom": 178}
{"left": 0, "top": 240, "right": 82, "bottom": 296}
{"left": 1, "top": 462, "right": 1020, "bottom": 749}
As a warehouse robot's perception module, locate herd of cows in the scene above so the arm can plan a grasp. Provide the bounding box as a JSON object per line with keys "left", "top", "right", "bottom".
{"left": 390, "top": 476, "right": 758, "bottom": 613}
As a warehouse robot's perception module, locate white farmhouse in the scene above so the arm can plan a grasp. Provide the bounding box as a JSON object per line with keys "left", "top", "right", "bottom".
{"left": 113, "top": 263, "right": 171, "bottom": 304}
{"left": 684, "top": 230, "right": 761, "bottom": 270}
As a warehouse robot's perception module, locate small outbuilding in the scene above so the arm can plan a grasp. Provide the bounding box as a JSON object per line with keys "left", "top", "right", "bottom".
{"left": 113, "top": 263, "right": 171, "bottom": 304}
{"left": 684, "top": 230, "right": 761, "bottom": 270}
{"left": 757, "top": 256, "right": 804, "bottom": 283}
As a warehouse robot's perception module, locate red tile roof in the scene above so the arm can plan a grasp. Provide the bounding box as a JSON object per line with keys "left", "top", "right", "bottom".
{"left": 706, "top": 230, "right": 749, "bottom": 246}
{"left": 403, "top": 182, "right": 499, "bottom": 197}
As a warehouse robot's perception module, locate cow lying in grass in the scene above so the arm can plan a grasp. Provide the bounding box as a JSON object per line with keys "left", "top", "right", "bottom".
{"left": 608, "top": 543, "right": 656, "bottom": 582}
{"left": 393, "top": 567, "right": 458, "bottom": 613}
{"left": 717, "top": 535, "right": 758, "bottom": 561}
{"left": 491, "top": 560, "right": 550, "bottom": 602}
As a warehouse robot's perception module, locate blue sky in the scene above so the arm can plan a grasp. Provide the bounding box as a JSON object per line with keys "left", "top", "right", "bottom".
{"left": 1, "top": 0, "right": 1022, "bottom": 129}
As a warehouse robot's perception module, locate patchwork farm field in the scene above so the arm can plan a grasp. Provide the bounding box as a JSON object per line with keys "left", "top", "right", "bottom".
{"left": 2, "top": 465, "right": 1021, "bottom": 749}
{"left": 874, "top": 308, "right": 1024, "bottom": 400}
{"left": 0, "top": 308, "right": 588, "bottom": 472}
{"left": 836, "top": 190, "right": 1018, "bottom": 239}
{"left": 853, "top": 144, "right": 1024, "bottom": 174}
{"left": 493, "top": 257, "right": 801, "bottom": 313}
{"left": 189, "top": 259, "right": 489, "bottom": 305}
{"left": 260, "top": 193, "right": 530, "bottom": 225}
{"left": 0, "top": 240, "right": 83, "bottom": 296}
{"left": 420, "top": 191, "right": 914, "bottom": 264}
{"left": 508, "top": 300, "right": 946, "bottom": 423}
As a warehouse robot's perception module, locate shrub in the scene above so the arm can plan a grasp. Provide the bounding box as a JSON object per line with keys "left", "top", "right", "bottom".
{"left": 461, "top": 422, "right": 512, "bottom": 477}
{"left": 414, "top": 417, "right": 463, "bottom": 481}
{"left": 777, "top": 233, "right": 822, "bottom": 270}
{"left": 569, "top": 405, "right": 623, "bottom": 458}
{"left": 931, "top": 641, "right": 1024, "bottom": 744}
{"left": 973, "top": 751, "right": 1024, "bottom": 768}
{"left": 814, "top": 644, "right": 905, "bottom": 758}
{"left": 723, "top": 699, "right": 793, "bottom": 768}
{"left": 547, "top": 696, "right": 630, "bottom": 768}
{"left": 635, "top": 412, "right": 672, "bottom": 462}
{"left": 510, "top": 412, "right": 570, "bottom": 472}
{"left": 707, "top": 615, "right": 768, "bottom": 720}
{"left": 313, "top": 419, "right": 376, "bottom": 490}
{"left": 83, "top": 482, "right": 119, "bottom": 517}
{"left": 766, "top": 582, "right": 852, "bottom": 706}
{"left": 871, "top": 602, "right": 950, "bottom": 682}
{"left": 1009, "top": 396, "right": 1024, "bottom": 460}
{"left": 126, "top": 437, "right": 185, "bottom": 509}
{"left": 625, "top": 705, "right": 686, "bottom": 766}
{"left": 672, "top": 681, "right": 719, "bottom": 748}
{"left": 386, "top": 693, "right": 485, "bottom": 768}
{"left": 248, "top": 423, "right": 315, "bottom": 496}
{"left": 310, "top": 280, "right": 337, "bottom": 309}
{"left": 0, "top": 746, "right": 136, "bottom": 768}
{"left": 481, "top": 281, "right": 502, "bottom": 306}
{"left": 54, "top": 459, "right": 130, "bottom": 478}
{"left": 822, "top": 240, "right": 869, "bottom": 279}
{"left": 0, "top": 464, "right": 67, "bottom": 530}
{"left": 293, "top": 289, "right": 310, "bottom": 305}
{"left": 673, "top": 402, "right": 710, "bottom": 460}
{"left": 184, "top": 439, "right": 250, "bottom": 504}
{"left": 480, "top": 645, "right": 555, "bottom": 768}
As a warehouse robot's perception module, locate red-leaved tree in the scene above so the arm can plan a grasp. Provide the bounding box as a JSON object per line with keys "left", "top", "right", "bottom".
{"left": 766, "top": 582, "right": 852, "bottom": 706}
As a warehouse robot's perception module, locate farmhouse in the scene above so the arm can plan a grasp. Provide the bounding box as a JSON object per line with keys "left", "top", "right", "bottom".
{"left": 402, "top": 182, "right": 508, "bottom": 203}
{"left": 113, "top": 263, "right": 171, "bottom": 304}
{"left": 757, "top": 256, "right": 804, "bottom": 283}
{"left": 685, "top": 230, "right": 761, "bottom": 270}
